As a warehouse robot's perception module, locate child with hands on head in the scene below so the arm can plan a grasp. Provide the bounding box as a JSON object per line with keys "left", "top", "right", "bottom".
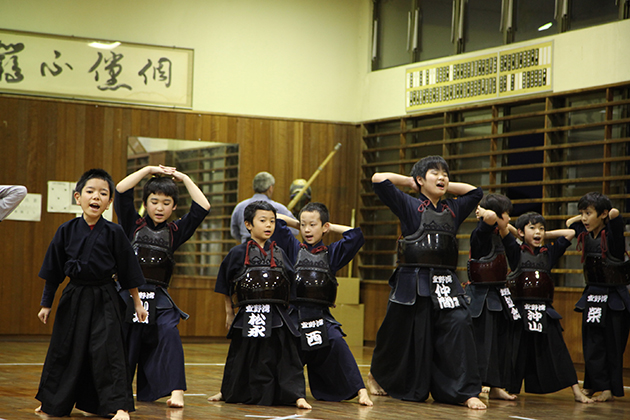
{"left": 566, "top": 192, "right": 629, "bottom": 402}
{"left": 114, "top": 164, "right": 210, "bottom": 408}
{"left": 503, "top": 212, "right": 593, "bottom": 404}
{"left": 273, "top": 202, "right": 373, "bottom": 406}
{"left": 368, "top": 155, "right": 486, "bottom": 410}
{"left": 36, "top": 169, "right": 148, "bottom": 420}
{"left": 467, "top": 194, "right": 517, "bottom": 401}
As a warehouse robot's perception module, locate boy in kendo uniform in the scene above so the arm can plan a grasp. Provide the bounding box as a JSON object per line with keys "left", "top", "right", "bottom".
{"left": 210, "top": 200, "right": 311, "bottom": 409}
{"left": 271, "top": 202, "right": 373, "bottom": 406}
{"left": 367, "top": 155, "right": 487, "bottom": 410}
{"left": 36, "top": 169, "right": 148, "bottom": 420}
{"left": 567, "top": 192, "right": 630, "bottom": 401}
{"left": 115, "top": 165, "right": 210, "bottom": 408}
{"left": 466, "top": 194, "right": 517, "bottom": 401}
{"left": 503, "top": 212, "right": 593, "bottom": 403}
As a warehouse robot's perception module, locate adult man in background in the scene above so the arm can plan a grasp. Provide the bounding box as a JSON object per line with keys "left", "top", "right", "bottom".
{"left": 230, "top": 172, "right": 297, "bottom": 242}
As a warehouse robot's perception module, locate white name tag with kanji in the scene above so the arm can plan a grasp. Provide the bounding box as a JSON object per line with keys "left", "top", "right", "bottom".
{"left": 584, "top": 294, "right": 608, "bottom": 327}
{"left": 430, "top": 269, "right": 460, "bottom": 310}
{"left": 299, "top": 317, "right": 329, "bottom": 351}
{"left": 500, "top": 287, "right": 521, "bottom": 321}
{"left": 128, "top": 290, "right": 156, "bottom": 324}
{"left": 243, "top": 304, "right": 272, "bottom": 338}
{"left": 524, "top": 303, "right": 547, "bottom": 333}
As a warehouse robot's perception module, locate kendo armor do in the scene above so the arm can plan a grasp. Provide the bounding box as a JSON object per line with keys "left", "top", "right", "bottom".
{"left": 467, "top": 232, "right": 509, "bottom": 285}
{"left": 578, "top": 232, "right": 630, "bottom": 286}
{"left": 397, "top": 204, "right": 458, "bottom": 271}
{"left": 507, "top": 248, "right": 554, "bottom": 301}
{"left": 233, "top": 241, "right": 290, "bottom": 307}
{"left": 132, "top": 222, "right": 175, "bottom": 288}
{"left": 294, "top": 246, "right": 337, "bottom": 307}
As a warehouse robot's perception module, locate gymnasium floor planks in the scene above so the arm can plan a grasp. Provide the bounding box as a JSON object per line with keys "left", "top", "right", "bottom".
{"left": 2, "top": 336, "right": 630, "bottom": 420}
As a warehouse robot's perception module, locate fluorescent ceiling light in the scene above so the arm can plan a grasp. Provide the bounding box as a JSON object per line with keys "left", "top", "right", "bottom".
{"left": 88, "top": 41, "right": 121, "bottom": 50}
{"left": 538, "top": 22, "right": 553, "bottom": 31}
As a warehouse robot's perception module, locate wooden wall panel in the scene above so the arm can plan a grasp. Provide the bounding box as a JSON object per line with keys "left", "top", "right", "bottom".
{"left": 0, "top": 94, "right": 361, "bottom": 338}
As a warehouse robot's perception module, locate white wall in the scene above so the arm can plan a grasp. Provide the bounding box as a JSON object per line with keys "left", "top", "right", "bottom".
{"left": 2, "top": 2, "right": 630, "bottom": 124}
{"left": 359, "top": 19, "right": 630, "bottom": 122}
{"left": 0, "top": 0, "right": 371, "bottom": 123}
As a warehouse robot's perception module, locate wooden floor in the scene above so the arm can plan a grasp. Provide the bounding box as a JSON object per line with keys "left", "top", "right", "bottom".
{"left": 2, "top": 337, "right": 630, "bottom": 420}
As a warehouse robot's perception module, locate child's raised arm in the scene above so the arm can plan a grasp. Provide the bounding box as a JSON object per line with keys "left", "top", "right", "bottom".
{"left": 116, "top": 165, "right": 176, "bottom": 193}
{"left": 566, "top": 214, "right": 581, "bottom": 228}
{"left": 328, "top": 223, "right": 353, "bottom": 234}
{"left": 477, "top": 206, "right": 499, "bottom": 226}
{"left": 545, "top": 229, "right": 576, "bottom": 242}
{"left": 501, "top": 222, "right": 518, "bottom": 239}
{"left": 276, "top": 213, "right": 299, "bottom": 229}
{"left": 447, "top": 181, "right": 477, "bottom": 196}
{"left": 372, "top": 172, "right": 418, "bottom": 192}
{"left": 609, "top": 208, "right": 620, "bottom": 220}
{"left": 172, "top": 170, "right": 211, "bottom": 211}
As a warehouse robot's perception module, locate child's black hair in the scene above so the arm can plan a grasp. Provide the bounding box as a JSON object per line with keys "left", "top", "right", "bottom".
{"left": 244, "top": 200, "right": 277, "bottom": 226}
{"left": 409, "top": 156, "right": 450, "bottom": 191}
{"left": 516, "top": 212, "right": 546, "bottom": 231}
{"left": 75, "top": 168, "right": 115, "bottom": 199}
{"left": 142, "top": 176, "right": 179, "bottom": 206}
{"left": 299, "top": 202, "right": 330, "bottom": 224}
{"left": 577, "top": 192, "right": 612, "bottom": 216}
{"left": 480, "top": 194, "right": 513, "bottom": 217}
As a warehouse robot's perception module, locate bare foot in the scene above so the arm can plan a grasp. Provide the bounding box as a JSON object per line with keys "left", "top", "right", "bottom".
{"left": 464, "top": 397, "right": 487, "bottom": 410}
{"left": 111, "top": 410, "right": 130, "bottom": 420}
{"left": 572, "top": 384, "right": 594, "bottom": 403}
{"left": 582, "top": 387, "right": 594, "bottom": 397}
{"left": 367, "top": 372, "right": 387, "bottom": 396}
{"left": 481, "top": 386, "right": 491, "bottom": 394}
{"left": 34, "top": 406, "right": 51, "bottom": 418}
{"left": 593, "top": 390, "right": 614, "bottom": 402}
{"left": 357, "top": 388, "right": 373, "bottom": 406}
{"left": 488, "top": 387, "right": 517, "bottom": 400}
{"left": 207, "top": 392, "right": 223, "bottom": 402}
{"left": 167, "top": 390, "right": 185, "bottom": 407}
{"left": 296, "top": 398, "right": 312, "bottom": 409}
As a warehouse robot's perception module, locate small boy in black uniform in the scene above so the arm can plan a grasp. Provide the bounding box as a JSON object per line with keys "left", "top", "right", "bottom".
{"left": 115, "top": 165, "right": 210, "bottom": 408}
{"left": 567, "top": 192, "right": 630, "bottom": 401}
{"left": 209, "top": 200, "right": 311, "bottom": 409}
{"left": 504, "top": 212, "right": 593, "bottom": 403}
{"left": 467, "top": 194, "right": 517, "bottom": 401}
{"left": 272, "top": 202, "right": 372, "bottom": 406}
{"left": 36, "top": 169, "right": 148, "bottom": 420}
{"left": 367, "top": 155, "right": 486, "bottom": 410}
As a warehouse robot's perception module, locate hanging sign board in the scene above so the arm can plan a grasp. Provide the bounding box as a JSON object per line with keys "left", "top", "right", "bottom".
{"left": 406, "top": 41, "right": 552, "bottom": 112}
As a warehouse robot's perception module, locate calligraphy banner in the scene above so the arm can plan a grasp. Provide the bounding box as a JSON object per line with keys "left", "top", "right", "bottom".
{"left": 0, "top": 29, "right": 193, "bottom": 108}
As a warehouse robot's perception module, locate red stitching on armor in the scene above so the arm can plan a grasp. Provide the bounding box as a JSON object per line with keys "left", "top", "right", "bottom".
{"left": 441, "top": 203, "right": 456, "bottom": 218}
{"left": 521, "top": 243, "right": 547, "bottom": 254}
{"left": 417, "top": 199, "right": 431, "bottom": 213}
{"left": 600, "top": 230, "right": 608, "bottom": 259}
{"left": 417, "top": 199, "right": 455, "bottom": 218}
{"left": 269, "top": 241, "right": 277, "bottom": 268}
{"left": 245, "top": 240, "right": 267, "bottom": 265}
